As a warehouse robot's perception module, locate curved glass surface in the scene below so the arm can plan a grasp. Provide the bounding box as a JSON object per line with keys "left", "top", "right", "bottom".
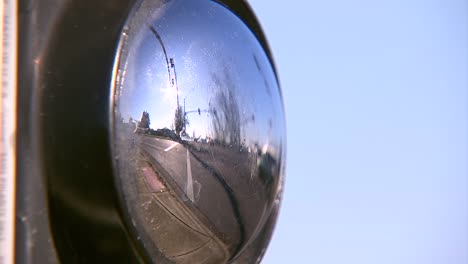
{"left": 111, "top": 0, "right": 286, "bottom": 262}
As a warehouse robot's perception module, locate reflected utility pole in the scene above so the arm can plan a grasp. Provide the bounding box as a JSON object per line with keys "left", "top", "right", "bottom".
{"left": 148, "top": 25, "right": 179, "bottom": 109}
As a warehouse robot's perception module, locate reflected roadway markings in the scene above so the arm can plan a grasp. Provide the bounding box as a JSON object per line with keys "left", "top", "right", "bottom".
{"left": 141, "top": 166, "right": 166, "bottom": 192}
{"left": 164, "top": 142, "right": 178, "bottom": 152}
{"left": 186, "top": 149, "right": 194, "bottom": 202}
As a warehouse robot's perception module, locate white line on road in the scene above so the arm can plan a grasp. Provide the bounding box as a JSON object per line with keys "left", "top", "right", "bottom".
{"left": 186, "top": 149, "right": 194, "bottom": 202}
{"left": 164, "top": 142, "right": 178, "bottom": 152}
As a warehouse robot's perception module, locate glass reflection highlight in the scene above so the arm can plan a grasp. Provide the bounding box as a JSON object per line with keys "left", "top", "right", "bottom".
{"left": 112, "top": 0, "right": 286, "bottom": 263}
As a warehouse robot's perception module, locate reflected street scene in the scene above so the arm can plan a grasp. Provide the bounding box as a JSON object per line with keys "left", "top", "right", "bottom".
{"left": 111, "top": 0, "right": 286, "bottom": 263}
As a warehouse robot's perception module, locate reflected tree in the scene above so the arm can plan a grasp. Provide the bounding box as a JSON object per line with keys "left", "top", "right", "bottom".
{"left": 209, "top": 68, "right": 241, "bottom": 146}
{"left": 139, "top": 111, "right": 150, "bottom": 129}
{"left": 174, "top": 106, "right": 189, "bottom": 136}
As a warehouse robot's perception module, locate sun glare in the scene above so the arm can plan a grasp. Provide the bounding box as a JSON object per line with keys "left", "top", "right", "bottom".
{"left": 160, "top": 82, "right": 178, "bottom": 107}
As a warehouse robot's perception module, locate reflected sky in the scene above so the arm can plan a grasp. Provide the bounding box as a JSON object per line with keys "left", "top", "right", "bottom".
{"left": 116, "top": 0, "right": 284, "bottom": 150}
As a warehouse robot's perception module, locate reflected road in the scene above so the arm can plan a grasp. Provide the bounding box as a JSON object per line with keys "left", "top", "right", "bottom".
{"left": 137, "top": 135, "right": 269, "bottom": 256}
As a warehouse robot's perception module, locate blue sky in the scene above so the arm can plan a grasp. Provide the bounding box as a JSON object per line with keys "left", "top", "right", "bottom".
{"left": 248, "top": 0, "right": 468, "bottom": 263}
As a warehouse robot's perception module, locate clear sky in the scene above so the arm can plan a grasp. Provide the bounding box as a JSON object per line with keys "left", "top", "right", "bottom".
{"left": 248, "top": 0, "right": 468, "bottom": 263}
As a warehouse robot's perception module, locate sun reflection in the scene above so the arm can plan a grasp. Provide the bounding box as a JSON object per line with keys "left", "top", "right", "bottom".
{"left": 160, "top": 82, "right": 178, "bottom": 106}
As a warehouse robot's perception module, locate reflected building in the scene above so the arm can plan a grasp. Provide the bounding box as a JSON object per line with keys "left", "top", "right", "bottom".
{"left": 111, "top": 0, "right": 286, "bottom": 263}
